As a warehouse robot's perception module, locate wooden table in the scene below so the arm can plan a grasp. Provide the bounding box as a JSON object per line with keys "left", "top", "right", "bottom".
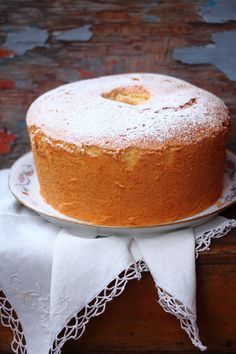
{"left": 0, "top": 0, "right": 235, "bottom": 353}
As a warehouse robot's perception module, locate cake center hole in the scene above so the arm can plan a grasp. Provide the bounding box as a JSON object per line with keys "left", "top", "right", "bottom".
{"left": 101, "top": 85, "right": 150, "bottom": 105}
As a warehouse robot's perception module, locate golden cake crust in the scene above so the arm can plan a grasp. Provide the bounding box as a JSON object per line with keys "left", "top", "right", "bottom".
{"left": 27, "top": 73, "right": 230, "bottom": 226}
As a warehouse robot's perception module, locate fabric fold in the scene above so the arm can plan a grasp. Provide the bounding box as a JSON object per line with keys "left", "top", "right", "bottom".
{"left": 133, "top": 229, "right": 207, "bottom": 351}
{"left": 49, "top": 229, "right": 135, "bottom": 347}
{"left": 134, "top": 229, "right": 196, "bottom": 312}
{"left": 0, "top": 214, "right": 58, "bottom": 354}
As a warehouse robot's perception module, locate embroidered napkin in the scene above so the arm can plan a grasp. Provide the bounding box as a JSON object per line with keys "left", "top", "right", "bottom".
{"left": 0, "top": 169, "right": 235, "bottom": 354}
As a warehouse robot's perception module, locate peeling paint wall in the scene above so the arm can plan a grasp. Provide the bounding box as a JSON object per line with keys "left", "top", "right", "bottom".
{"left": 200, "top": 0, "right": 236, "bottom": 23}
{"left": 53, "top": 25, "right": 93, "bottom": 42}
{"left": 0, "top": 129, "right": 16, "bottom": 154}
{"left": 173, "top": 31, "right": 236, "bottom": 81}
{"left": 1, "top": 27, "right": 49, "bottom": 56}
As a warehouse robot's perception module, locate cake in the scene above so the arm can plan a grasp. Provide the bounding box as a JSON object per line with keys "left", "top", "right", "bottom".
{"left": 26, "top": 73, "right": 230, "bottom": 226}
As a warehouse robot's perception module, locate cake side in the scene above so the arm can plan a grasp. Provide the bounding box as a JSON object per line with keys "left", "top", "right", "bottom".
{"left": 28, "top": 124, "right": 229, "bottom": 226}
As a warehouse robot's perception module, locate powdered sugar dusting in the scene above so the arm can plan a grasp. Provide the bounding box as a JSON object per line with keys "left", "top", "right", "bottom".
{"left": 26, "top": 73, "right": 229, "bottom": 150}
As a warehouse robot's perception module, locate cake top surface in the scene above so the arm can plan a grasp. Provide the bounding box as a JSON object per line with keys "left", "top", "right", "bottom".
{"left": 27, "top": 73, "right": 230, "bottom": 150}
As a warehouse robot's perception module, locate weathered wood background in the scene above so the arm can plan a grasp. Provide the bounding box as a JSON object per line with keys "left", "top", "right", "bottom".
{"left": 0, "top": 0, "right": 236, "bottom": 353}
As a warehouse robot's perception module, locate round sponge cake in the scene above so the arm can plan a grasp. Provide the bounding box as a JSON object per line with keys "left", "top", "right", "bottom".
{"left": 26, "top": 73, "right": 230, "bottom": 226}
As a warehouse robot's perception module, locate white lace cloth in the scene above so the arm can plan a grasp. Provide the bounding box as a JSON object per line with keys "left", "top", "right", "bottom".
{"left": 0, "top": 169, "right": 235, "bottom": 354}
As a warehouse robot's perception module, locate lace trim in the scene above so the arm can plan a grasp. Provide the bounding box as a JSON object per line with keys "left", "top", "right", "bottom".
{"left": 195, "top": 219, "right": 236, "bottom": 258}
{"left": 157, "top": 287, "right": 206, "bottom": 351}
{"left": 50, "top": 260, "right": 149, "bottom": 354}
{"left": 0, "top": 289, "right": 27, "bottom": 354}
{"left": 1, "top": 221, "right": 235, "bottom": 354}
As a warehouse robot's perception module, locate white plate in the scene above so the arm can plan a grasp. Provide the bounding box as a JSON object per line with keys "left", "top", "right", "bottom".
{"left": 9, "top": 151, "right": 236, "bottom": 236}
